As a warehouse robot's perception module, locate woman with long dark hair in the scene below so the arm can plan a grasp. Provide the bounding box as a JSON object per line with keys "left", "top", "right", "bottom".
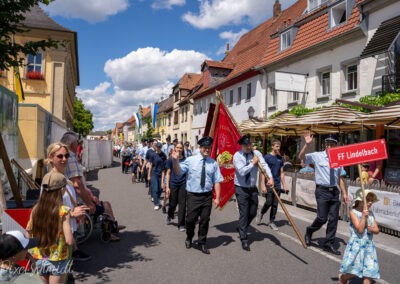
{"left": 165, "top": 142, "right": 187, "bottom": 231}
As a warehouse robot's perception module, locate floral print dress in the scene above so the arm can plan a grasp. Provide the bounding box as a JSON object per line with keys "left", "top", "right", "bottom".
{"left": 340, "top": 209, "right": 380, "bottom": 279}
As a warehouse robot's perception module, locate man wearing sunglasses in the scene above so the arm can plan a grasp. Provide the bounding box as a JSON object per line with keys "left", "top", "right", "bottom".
{"left": 298, "top": 131, "right": 349, "bottom": 255}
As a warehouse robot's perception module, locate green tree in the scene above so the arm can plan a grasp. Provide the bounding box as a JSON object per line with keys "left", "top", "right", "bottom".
{"left": 0, "top": 0, "right": 61, "bottom": 70}
{"left": 143, "top": 116, "right": 154, "bottom": 139}
{"left": 73, "top": 97, "right": 93, "bottom": 137}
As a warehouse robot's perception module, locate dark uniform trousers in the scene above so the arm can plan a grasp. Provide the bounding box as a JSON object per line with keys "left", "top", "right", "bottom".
{"left": 138, "top": 159, "right": 144, "bottom": 181}
{"left": 167, "top": 183, "right": 187, "bottom": 227}
{"left": 235, "top": 186, "right": 259, "bottom": 240}
{"left": 307, "top": 185, "right": 341, "bottom": 245}
{"left": 186, "top": 191, "right": 212, "bottom": 244}
{"left": 260, "top": 186, "right": 281, "bottom": 222}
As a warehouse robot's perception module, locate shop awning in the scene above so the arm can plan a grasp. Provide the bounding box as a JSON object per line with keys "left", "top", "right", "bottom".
{"left": 239, "top": 105, "right": 377, "bottom": 136}
{"left": 276, "top": 105, "right": 374, "bottom": 133}
{"left": 358, "top": 103, "right": 400, "bottom": 127}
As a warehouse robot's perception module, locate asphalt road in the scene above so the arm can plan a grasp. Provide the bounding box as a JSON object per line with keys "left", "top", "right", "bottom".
{"left": 72, "top": 160, "right": 400, "bottom": 284}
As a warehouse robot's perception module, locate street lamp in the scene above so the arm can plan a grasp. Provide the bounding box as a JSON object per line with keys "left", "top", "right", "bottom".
{"left": 247, "top": 106, "right": 255, "bottom": 119}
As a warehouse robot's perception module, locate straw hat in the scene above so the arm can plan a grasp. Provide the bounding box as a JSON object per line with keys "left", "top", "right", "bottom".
{"left": 352, "top": 189, "right": 379, "bottom": 205}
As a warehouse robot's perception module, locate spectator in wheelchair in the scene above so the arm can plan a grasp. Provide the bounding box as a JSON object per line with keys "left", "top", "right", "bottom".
{"left": 45, "top": 142, "right": 90, "bottom": 262}
{"left": 86, "top": 189, "right": 126, "bottom": 241}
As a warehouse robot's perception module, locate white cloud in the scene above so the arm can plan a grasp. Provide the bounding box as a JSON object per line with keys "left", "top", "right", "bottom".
{"left": 217, "top": 28, "right": 248, "bottom": 55}
{"left": 77, "top": 81, "right": 174, "bottom": 130}
{"left": 43, "top": 0, "right": 129, "bottom": 23}
{"left": 80, "top": 47, "right": 207, "bottom": 130}
{"left": 182, "top": 0, "right": 297, "bottom": 29}
{"left": 152, "top": 0, "right": 186, "bottom": 9}
{"left": 104, "top": 47, "right": 207, "bottom": 90}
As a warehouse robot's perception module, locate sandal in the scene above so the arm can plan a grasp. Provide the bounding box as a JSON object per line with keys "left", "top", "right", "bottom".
{"left": 110, "top": 234, "right": 120, "bottom": 242}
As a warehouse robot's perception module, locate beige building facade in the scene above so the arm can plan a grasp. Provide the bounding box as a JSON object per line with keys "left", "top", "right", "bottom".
{"left": 0, "top": 6, "right": 79, "bottom": 170}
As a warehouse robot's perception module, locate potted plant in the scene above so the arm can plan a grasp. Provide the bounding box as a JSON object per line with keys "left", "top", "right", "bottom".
{"left": 26, "top": 70, "right": 44, "bottom": 80}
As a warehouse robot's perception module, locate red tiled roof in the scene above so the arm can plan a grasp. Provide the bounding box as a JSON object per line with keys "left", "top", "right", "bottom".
{"left": 142, "top": 107, "right": 151, "bottom": 118}
{"left": 260, "top": 0, "right": 362, "bottom": 67}
{"left": 201, "top": 60, "right": 233, "bottom": 71}
{"left": 116, "top": 122, "right": 123, "bottom": 129}
{"left": 191, "top": 0, "right": 307, "bottom": 100}
{"left": 177, "top": 73, "right": 202, "bottom": 90}
{"left": 125, "top": 115, "right": 136, "bottom": 124}
{"left": 224, "top": 0, "right": 307, "bottom": 80}
{"left": 157, "top": 96, "right": 174, "bottom": 113}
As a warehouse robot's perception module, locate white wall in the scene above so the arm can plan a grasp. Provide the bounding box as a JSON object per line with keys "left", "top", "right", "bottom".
{"left": 220, "top": 75, "right": 265, "bottom": 123}
{"left": 266, "top": 37, "right": 368, "bottom": 114}
{"left": 191, "top": 74, "right": 264, "bottom": 145}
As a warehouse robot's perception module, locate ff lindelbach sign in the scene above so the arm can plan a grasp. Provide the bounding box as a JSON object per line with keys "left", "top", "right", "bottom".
{"left": 328, "top": 139, "right": 388, "bottom": 168}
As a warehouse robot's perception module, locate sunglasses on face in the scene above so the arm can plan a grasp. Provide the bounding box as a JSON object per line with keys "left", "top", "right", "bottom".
{"left": 56, "top": 153, "right": 70, "bottom": 159}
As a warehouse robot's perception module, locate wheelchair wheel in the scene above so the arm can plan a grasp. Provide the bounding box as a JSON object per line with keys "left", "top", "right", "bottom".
{"left": 76, "top": 212, "right": 93, "bottom": 244}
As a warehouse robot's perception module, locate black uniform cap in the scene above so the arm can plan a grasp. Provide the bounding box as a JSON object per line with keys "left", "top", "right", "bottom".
{"left": 238, "top": 134, "right": 251, "bottom": 145}
{"left": 324, "top": 134, "right": 338, "bottom": 143}
{"left": 198, "top": 136, "right": 213, "bottom": 146}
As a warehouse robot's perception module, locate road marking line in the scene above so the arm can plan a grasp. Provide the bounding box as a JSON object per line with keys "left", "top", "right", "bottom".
{"left": 277, "top": 208, "right": 400, "bottom": 256}
{"left": 274, "top": 230, "right": 391, "bottom": 284}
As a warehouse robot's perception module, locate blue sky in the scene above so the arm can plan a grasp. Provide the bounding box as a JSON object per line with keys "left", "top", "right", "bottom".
{"left": 43, "top": 0, "right": 296, "bottom": 130}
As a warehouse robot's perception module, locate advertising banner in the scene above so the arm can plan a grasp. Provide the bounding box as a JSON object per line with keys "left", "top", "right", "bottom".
{"left": 328, "top": 139, "right": 387, "bottom": 168}
{"left": 280, "top": 175, "right": 293, "bottom": 203}
{"left": 348, "top": 186, "right": 400, "bottom": 231}
{"left": 295, "top": 178, "right": 317, "bottom": 209}
{"left": 210, "top": 103, "right": 241, "bottom": 208}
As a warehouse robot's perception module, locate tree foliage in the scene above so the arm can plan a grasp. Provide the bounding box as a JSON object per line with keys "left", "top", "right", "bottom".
{"left": 339, "top": 92, "right": 400, "bottom": 113}
{"left": 288, "top": 104, "right": 319, "bottom": 117}
{"left": 73, "top": 97, "right": 94, "bottom": 137}
{"left": 143, "top": 116, "right": 154, "bottom": 139}
{"left": 0, "top": 0, "right": 61, "bottom": 70}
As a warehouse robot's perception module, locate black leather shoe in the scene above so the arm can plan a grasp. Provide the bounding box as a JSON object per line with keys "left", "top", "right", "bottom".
{"left": 241, "top": 240, "right": 250, "bottom": 251}
{"left": 199, "top": 244, "right": 210, "bottom": 254}
{"left": 304, "top": 230, "right": 312, "bottom": 246}
{"left": 185, "top": 239, "right": 192, "bottom": 249}
{"left": 323, "top": 245, "right": 341, "bottom": 255}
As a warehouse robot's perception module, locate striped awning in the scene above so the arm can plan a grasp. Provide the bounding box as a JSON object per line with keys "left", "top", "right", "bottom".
{"left": 276, "top": 105, "right": 374, "bottom": 133}
{"left": 358, "top": 103, "right": 400, "bottom": 127}
{"left": 239, "top": 105, "right": 376, "bottom": 136}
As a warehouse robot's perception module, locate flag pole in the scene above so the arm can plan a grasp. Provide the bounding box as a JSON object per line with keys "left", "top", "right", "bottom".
{"left": 357, "top": 164, "right": 367, "bottom": 211}
{"left": 215, "top": 91, "right": 307, "bottom": 249}
{"left": 208, "top": 94, "right": 221, "bottom": 138}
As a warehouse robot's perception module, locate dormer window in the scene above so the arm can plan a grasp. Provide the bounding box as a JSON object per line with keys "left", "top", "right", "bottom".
{"left": 307, "top": 0, "right": 328, "bottom": 12}
{"left": 280, "top": 28, "right": 297, "bottom": 51}
{"left": 329, "top": 0, "right": 347, "bottom": 28}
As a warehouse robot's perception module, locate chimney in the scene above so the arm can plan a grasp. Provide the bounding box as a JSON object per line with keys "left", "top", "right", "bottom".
{"left": 273, "top": 0, "right": 281, "bottom": 18}
{"left": 225, "top": 43, "right": 230, "bottom": 56}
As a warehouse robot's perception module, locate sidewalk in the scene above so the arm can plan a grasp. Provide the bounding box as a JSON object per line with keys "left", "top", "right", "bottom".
{"left": 279, "top": 203, "right": 400, "bottom": 255}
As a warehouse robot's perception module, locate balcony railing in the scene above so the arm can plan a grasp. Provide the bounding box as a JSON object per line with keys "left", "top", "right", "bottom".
{"left": 382, "top": 73, "right": 400, "bottom": 94}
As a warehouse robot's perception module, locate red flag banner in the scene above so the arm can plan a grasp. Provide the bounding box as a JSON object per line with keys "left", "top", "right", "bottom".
{"left": 211, "top": 103, "right": 241, "bottom": 208}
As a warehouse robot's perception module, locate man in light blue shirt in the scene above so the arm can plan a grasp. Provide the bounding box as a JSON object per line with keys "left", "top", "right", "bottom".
{"left": 172, "top": 136, "right": 223, "bottom": 254}
{"left": 162, "top": 136, "right": 173, "bottom": 156}
{"left": 233, "top": 134, "right": 273, "bottom": 251}
{"left": 137, "top": 139, "right": 147, "bottom": 182}
{"left": 298, "top": 131, "right": 349, "bottom": 255}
